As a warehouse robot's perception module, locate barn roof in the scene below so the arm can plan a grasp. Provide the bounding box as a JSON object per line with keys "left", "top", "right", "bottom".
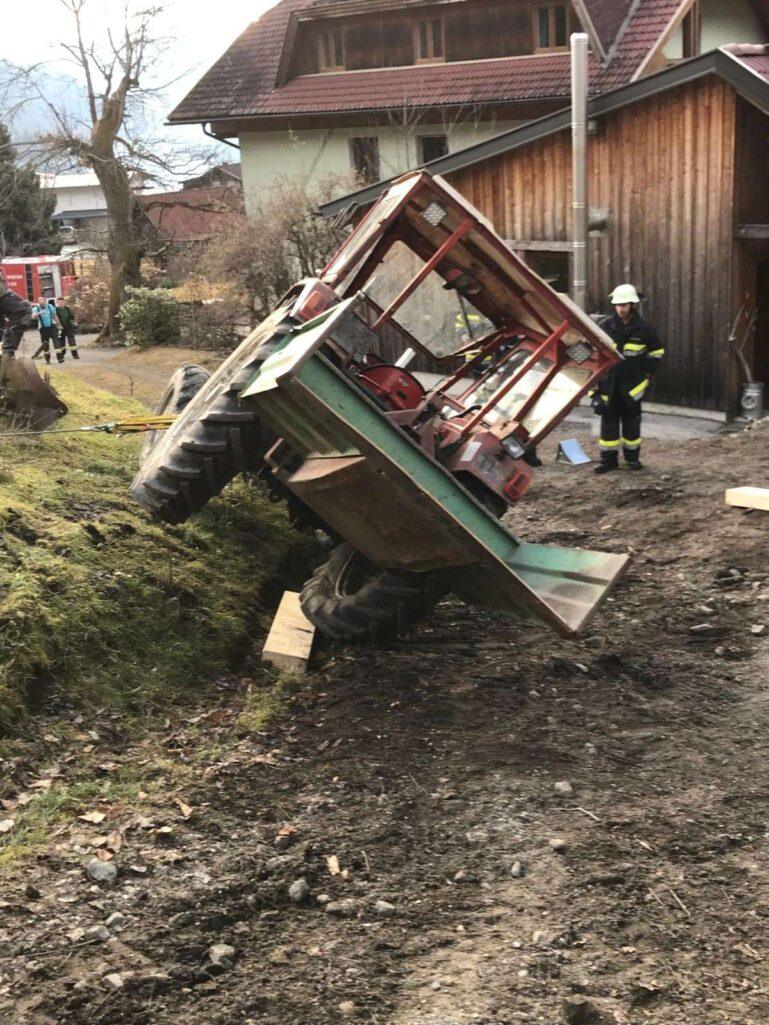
{"left": 318, "top": 45, "right": 769, "bottom": 218}
{"left": 726, "top": 41, "right": 769, "bottom": 83}
{"left": 168, "top": 0, "right": 688, "bottom": 125}
{"left": 137, "top": 187, "right": 242, "bottom": 243}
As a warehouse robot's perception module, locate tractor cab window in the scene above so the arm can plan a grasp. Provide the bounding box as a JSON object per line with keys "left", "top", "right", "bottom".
{"left": 362, "top": 241, "right": 494, "bottom": 359}
{"left": 467, "top": 353, "right": 590, "bottom": 439}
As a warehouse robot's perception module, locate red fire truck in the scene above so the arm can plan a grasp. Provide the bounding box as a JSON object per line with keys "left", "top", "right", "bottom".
{"left": 1, "top": 257, "right": 78, "bottom": 302}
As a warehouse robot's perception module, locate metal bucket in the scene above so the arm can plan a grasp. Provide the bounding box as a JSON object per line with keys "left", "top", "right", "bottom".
{"left": 0, "top": 355, "right": 68, "bottom": 429}
{"left": 742, "top": 382, "right": 764, "bottom": 420}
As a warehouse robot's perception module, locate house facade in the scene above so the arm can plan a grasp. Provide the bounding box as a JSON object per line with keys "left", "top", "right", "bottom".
{"left": 170, "top": 0, "right": 769, "bottom": 210}
{"left": 40, "top": 172, "right": 108, "bottom": 235}
{"left": 321, "top": 46, "right": 769, "bottom": 416}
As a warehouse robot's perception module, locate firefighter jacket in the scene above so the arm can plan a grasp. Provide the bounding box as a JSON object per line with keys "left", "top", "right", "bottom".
{"left": 595, "top": 311, "right": 664, "bottom": 403}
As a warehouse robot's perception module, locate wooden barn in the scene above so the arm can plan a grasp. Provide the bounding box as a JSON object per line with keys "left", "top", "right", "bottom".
{"left": 321, "top": 45, "right": 769, "bottom": 416}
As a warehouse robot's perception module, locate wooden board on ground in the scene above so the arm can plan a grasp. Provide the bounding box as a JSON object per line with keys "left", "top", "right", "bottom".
{"left": 725, "top": 487, "right": 769, "bottom": 512}
{"left": 262, "top": 591, "right": 316, "bottom": 674}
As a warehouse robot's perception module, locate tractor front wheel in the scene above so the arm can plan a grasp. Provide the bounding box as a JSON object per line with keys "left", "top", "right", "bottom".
{"left": 300, "top": 543, "right": 446, "bottom": 641}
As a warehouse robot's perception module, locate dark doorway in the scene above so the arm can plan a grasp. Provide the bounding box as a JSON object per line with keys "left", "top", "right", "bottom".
{"left": 755, "top": 258, "right": 769, "bottom": 387}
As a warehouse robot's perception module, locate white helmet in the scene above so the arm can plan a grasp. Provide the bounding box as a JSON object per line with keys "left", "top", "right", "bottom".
{"left": 609, "top": 283, "right": 641, "bottom": 305}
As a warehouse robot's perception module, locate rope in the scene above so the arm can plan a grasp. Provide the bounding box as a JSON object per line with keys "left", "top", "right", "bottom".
{"left": 0, "top": 415, "right": 177, "bottom": 440}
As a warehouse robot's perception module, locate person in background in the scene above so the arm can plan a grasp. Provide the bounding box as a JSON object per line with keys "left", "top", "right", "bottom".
{"left": 0, "top": 272, "right": 34, "bottom": 357}
{"left": 56, "top": 297, "right": 79, "bottom": 359}
{"left": 591, "top": 284, "right": 665, "bottom": 474}
{"left": 32, "top": 295, "right": 63, "bottom": 364}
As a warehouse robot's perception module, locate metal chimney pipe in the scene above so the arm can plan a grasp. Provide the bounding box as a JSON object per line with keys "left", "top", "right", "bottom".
{"left": 571, "top": 32, "right": 589, "bottom": 311}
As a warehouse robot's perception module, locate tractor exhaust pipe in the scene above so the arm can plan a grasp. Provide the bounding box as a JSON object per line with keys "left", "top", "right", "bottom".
{"left": 571, "top": 32, "right": 589, "bottom": 311}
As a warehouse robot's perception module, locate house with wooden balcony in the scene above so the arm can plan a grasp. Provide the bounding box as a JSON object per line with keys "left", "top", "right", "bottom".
{"left": 170, "top": 0, "right": 768, "bottom": 208}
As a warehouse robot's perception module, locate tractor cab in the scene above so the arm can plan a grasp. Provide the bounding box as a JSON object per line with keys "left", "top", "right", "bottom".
{"left": 303, "top": 171, "right": 620, "bottom": 512}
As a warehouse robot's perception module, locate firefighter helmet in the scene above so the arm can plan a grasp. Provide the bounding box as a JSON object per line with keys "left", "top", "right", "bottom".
{"left": 609, "top": 283, "right": 641, "bottom": 305}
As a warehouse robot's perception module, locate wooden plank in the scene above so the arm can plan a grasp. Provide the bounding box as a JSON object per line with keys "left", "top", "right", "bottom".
{"left": 725, "top": 487, "right": 769, "bottom": 512}
{"left": 448, "top": 73, "right": 736, "bottom": 413}
{"left": 736, "top": 225, "right": 769, "bottom": 239}
{"left": 262, "top": 591, "right": 316, "bottom": 675}
{"left": 505, "top": 240, "right": 574, "bottom": 252}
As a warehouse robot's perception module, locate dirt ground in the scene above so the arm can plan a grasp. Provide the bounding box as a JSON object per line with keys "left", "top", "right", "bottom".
{"left": 2, "top": 405, "right": 769, "bottom": 1024}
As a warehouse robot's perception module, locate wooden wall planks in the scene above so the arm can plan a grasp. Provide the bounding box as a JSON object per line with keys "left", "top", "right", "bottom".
{"left": 448, "top": 76, "right": 740, "bottom": 411}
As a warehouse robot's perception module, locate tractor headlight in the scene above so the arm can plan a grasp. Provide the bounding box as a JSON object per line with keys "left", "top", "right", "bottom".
{"left": 501, "top": 435, "right": 525, "bottom": 459}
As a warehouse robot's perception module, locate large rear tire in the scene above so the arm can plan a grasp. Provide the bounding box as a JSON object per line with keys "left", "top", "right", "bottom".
{"left": 140, "top": 362, "right": 211, "bottom": 466}
{"left": 131, "top": 362, "right": 274, "bottom": 524}
{"left": 300, "top": 543, "right": 446, "bottom": 641}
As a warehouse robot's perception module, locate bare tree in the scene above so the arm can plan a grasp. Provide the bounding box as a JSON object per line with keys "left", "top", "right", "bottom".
{"left": 4, "top": 1, "right": 209, "bottom": 340}
{"left": 199, "top": 178, "right": 343, "bottom": 328}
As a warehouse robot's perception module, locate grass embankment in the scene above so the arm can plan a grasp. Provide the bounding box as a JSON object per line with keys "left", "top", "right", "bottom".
{"left": 63, "top": 343, "right": 222, "bottom": 407}
{"left": 0, "top": 372, "right": 314, "bottom": 733}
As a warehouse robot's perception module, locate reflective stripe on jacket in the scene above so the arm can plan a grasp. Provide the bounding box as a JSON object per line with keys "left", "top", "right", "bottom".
{"left": 596, "top": 311, "right": 664, "bottom": 403}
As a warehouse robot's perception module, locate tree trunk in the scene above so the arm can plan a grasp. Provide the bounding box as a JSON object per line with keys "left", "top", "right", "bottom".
{"left": 92, "top": 154, "right": 141, "bottom": 342}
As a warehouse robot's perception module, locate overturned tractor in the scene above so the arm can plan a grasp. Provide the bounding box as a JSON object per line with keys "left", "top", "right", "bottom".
{"left": 131, "top": 171, "right": 627, "bottom": 641}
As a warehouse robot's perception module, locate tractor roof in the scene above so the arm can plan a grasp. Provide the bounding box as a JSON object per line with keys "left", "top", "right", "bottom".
{"left": 321, "top": 170, "right": 617, "bottom": 358}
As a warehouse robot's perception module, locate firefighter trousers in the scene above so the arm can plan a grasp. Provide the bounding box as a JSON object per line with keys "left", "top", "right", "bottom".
{"left": 38, "top": 326, "right": 64, "bottom": 363}
{"left": 599, "top": 395, "right": 642, "bottom": 465}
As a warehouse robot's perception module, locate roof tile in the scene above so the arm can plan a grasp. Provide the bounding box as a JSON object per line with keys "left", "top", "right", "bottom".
{"left": 169, "top": 0, "right": 686, "bottom": 123}
{"left": 138, "top": 186, "right": 242, "bottom": 242}
{"left": 585, "top": 0, "right": 636, "bottom": 54}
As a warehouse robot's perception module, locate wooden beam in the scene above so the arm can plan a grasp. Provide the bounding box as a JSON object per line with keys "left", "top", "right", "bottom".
{"left": 506, "top": 239, "right": 574, "bottom": 252}
{"left": 262, "top": 591, "right": 316, "bottom": 675}
{"left": 736, "top": 224, "right": 769, "bottom": 239}
{"left": 725, "top": 487, "right": 769, "bottom": 512}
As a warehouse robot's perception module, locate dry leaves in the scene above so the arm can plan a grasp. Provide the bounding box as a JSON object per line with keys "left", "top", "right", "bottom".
{"left": 107, "top": 830, "right": 123, "bottom": 854}
{"left": 174, "top": 798, "right": 193, "bottom": 820}
{"left": 79, "top": 810, "right": 107, "bottom": 824}
{"left": 250, "top": 753, "right": 278, "bottom": 766}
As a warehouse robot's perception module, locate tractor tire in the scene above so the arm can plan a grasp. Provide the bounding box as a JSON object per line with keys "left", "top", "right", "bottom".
{"left": 131, "top": 361, "right": 274, "bottom": 524}
{"left": 300, "top": 542, "right": 446, "bottom": 641}
{"left": 140, "top": 362, "right": 211, "bottom": 466}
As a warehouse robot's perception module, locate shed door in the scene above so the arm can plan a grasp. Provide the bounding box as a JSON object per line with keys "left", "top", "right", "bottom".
{"left": 756, "top": 259, "right": 769, "bottom": 387}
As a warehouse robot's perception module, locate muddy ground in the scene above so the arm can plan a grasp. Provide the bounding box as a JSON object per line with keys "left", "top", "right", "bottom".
{"left": 2, "top": 419, "right": 769, "bottom": 1025}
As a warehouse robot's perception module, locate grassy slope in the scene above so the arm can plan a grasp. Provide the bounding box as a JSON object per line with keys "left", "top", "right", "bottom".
{"left": 58, "top": 344, "right": 223, "bottom": 407}
{"left": 0, "top": 373, "right": 313, "bottom": 733}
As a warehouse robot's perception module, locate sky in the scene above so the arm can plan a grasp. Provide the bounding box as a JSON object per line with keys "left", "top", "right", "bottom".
{"left": 1, "top": 0, "right": 276, "bottom": 162}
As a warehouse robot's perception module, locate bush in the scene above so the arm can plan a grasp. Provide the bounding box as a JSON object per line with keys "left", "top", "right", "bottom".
{"left": 120, "top": 287, "right": 181, "bottom": 348}
{"left": 68, "top": 261, "right": 111, "bottom": 331}
{"left": 178, "top": 300, "right": 243, "bottom": 350}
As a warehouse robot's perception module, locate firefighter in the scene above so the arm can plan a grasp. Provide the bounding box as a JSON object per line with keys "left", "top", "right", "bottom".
{"left": 32, "top": 295, "right": 64, "bottom": 364}
{"left": 56, "top": 297, "right": 80, "bottom": 359}
{"left": 591, "top": 284, "right": 664, "bottom": 474}
{"left": 0, "top": 272, "right": 34, "bottom": 358}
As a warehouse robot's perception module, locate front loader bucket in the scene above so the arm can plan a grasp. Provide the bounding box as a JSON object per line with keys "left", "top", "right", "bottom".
{"left": 240, "top": 300, "right": 629, "bottom": 637}
{"left": 0, "top": 355, "right": 68, "bottom": 429}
